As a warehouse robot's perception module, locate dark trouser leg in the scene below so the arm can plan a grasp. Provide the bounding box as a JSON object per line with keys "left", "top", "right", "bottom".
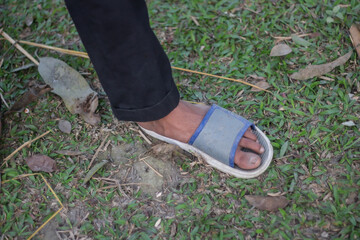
{"left": 64, "top": 0, "right": 179, "bottom": 122}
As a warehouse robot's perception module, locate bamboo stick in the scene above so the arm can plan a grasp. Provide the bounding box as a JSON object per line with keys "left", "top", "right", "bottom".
{"left": 0, "top": 29, "right": 39, "bottom": 65}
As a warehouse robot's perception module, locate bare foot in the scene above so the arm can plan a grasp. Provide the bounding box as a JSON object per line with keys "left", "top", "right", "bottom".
{"left": 137, "top": 101, "right": 264, "bottom": 169}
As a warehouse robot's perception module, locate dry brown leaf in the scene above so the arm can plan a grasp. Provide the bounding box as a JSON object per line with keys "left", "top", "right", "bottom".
{"left": 270, "top": 44, "right": 292, "bottom": 56}
{"left": 250, "top": 81, "right": 270, "bottom": 92}
{"left": 170, "top": 223, "right": 177, "bottom": 237}
{"left": 58, "top": 119, "right": 72, "bottom": 134}
{"left": 25, "top": 154, "right": 56, "bottom": 173}
{"left": 248, "top": 74, "right": 266, "bottom": 80}
{"left": 245, "top": 195, "right": 289, "bottom": 211}
{"left": 25, "top": 15, "right": 34, "bottom": 27}
{"left": 55, "top": 150, "right": 84, "bottom": 156}
{"left": 346, "top": 192, "right": 358, "bottom": 205}
{"left": 5, "top": 81, "right": 52, "bottom": 115}
{"left": 349, "top": 24, "right": 360, "bottom": 59}
{"left": 290, "top": 51, "right": 352, "bottom": 80}
{"left": 38, "top": 57, "right": 100, "bottom": 125}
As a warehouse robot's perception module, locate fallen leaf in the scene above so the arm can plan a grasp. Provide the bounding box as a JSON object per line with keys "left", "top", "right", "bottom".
{"left": 346, "top": 192, "right": 358, "bottom": 205}
{"left": 349, "top": 24, "right": 360, "bottom": 59}
{"left": 290, "top": 51, "right": 352, "bottom": 80}
{"left": 25, "top": 154, "right": 56, "bottom": 173}
{"left": 326, "top": 17, "right": 334, "bottom": 23}
{"left": 80, "top": 92, "right": 100, "bottom": 125}
{"left": 151, "top": 143, "right": 178, "bottom": 155}
{"left": 5, "top": 81, "right": 52, "bottom": 115}
{"left": 38, "top": 57, "right": 100, "bottom": 125}
{"left": 82, "top": 160, "right": 108, "bottom": 185}
{"left": 341, "top": 121, "right": 355, "bottom": 127}
{"left": 348, "top": 93, "right": 359, "bottom": 101}
{"left": 321, "top": 232, "right": 329, "bottom": 238}
{"left": 248, "top": 74, "right": 266, "bottom": 80}
{"left": 55, "top": 150, "right": 84, "bottom": 156}
{"left": 270, "top": 44, "right": 292, "bottom": 56}
{"left": 250, "top": 81, "right": 270, "bottom": 92}
{"left": 291, "top": 34, "right": 311, "bottom": 47}
{"left": 154, "top": 218, "right": 162, "bottom": 229}
{"left": 245, "top": 195, "right": 289, "bottom": 211}
{"left": 279, "top": 141, "right": 289, "bottom": 157}
{"left": 170, "top": 223, "right": 177, "bottom": 237}
{"left": 25, "top": 15, "right": 33, "bottom": 26}
{"left": 19, "top": 27, "right": 32, "bottom": 39}
{"left": 58, "top": 120, "right": 72, "bottom": 134}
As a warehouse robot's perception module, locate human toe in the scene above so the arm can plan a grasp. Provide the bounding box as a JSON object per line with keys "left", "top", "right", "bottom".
{"left": 239, "top": 137, "right": 265, "bottom": 154}
{"left": 234, "top": 151, "right": 261, "bottom": 169}
{"left": 243, "top": 129, "right": 258, "bottom": 141}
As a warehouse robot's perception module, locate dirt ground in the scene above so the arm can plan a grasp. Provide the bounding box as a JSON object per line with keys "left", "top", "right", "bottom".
{"left": 38, "top": 139, "right": 190, "bottom": 239}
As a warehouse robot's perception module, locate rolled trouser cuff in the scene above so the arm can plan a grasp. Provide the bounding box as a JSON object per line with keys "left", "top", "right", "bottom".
{"left": 111, "top": 82, "right": 180, "bottom": 122}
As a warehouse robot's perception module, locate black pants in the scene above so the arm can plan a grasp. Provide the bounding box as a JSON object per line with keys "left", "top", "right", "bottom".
{"left": 65, "top": 0, "right": 180, "bottom": 122}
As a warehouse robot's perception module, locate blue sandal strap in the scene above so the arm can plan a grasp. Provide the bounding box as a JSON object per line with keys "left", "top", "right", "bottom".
{"left": 188, "top": 105, "right": 254, "bottom": 167}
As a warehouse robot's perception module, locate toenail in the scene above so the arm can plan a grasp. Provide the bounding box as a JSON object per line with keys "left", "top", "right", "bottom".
{"left": 260, "top": 147, "right": 265, "bottom": 153}
{"left": 250, "top": 157, "right": 258, "bottom": 164}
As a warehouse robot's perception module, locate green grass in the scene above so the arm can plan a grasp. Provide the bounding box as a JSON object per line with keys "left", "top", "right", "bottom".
{"left": 1, "top": 0, "right": 360, "bottom": 239}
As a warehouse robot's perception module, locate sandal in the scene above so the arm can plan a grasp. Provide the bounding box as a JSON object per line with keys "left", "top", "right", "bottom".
{"left": 140, "top": 104, "right": 273, "bottom": 178}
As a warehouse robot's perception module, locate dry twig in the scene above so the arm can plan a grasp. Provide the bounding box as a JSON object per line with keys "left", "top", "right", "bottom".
{"left": 273, "top": 33, "right": 320, "bottom": 44}
{"left": 1, "top": 130, "right": 51, "bottom": 168}
{"left": 140, "top": 157, "right": 163, "bottom": 178}
{"left": 96, "top": 182, "right": 150, "bottom": 192}
{"left": 88, "top": 133, "right": 109, "bottom": 170}
{"left": 19, "top": 40, "right": 89, "bottom": 58}
{"left": 0, "top": 29, "right": 39, "bottom": 65}
{"left": 0, "top": 91, "right": 9, "bottom": 109}
{"left": 138, "top": 129, "right": 152, "bottom": 145}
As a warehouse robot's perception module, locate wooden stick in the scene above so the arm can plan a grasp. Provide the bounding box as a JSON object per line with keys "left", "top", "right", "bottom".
{"left": 0, "top": 92, "right": 9, "bottom": 109}
{"left": 0, "top": 29, "right": 39, "bottom": 65}
{"left": 1, "top": 130, "right": 51, "bottom": 168}
{"left": 140, "top": 157, "right": 163, "bottom": 178}
{"left": 87, "top": 133, "right": 109, "bottom": 170}
{"left": 272, "top": 33, "right": 313, "bottom": 41}
{"left": 1, "top": 173, "right": 40, "bottom": 184}
{"left": 350, "top": 24, "right": 360, "bottom": 60}
{"left": 93, "top": 177, "right": 119, "bottom": 182}
{"left": 19, "top": 40, "right": 90, "bottom": 58}
{"left": 96, "top": 183, "right": 151, "bottom": 191}
{"left": 138, "top": 130, "right": 152, "bottom": 145}
{"left": 171, "top": 66, "right": 270, "bottom": 92}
